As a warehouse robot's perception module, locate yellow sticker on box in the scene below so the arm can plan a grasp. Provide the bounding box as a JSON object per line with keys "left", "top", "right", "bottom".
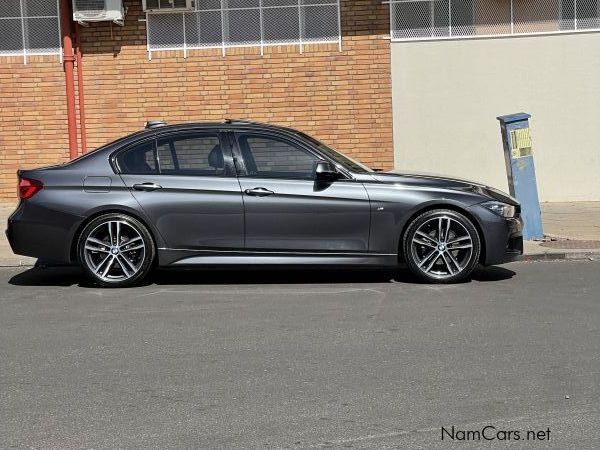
{"left": 510, "top": 128, "right": 533, "bottom": 159}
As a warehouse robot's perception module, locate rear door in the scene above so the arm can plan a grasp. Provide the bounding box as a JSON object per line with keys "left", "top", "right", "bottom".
{"left": 231, "top": 130, "right": 371, "bottom": 252}
{"left": 116, "top": 130, "right": 244, "bottom": 250}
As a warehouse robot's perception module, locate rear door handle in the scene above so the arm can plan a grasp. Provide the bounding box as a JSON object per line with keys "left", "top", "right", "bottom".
{"left": 245, "top": 187, "right": 274, "bottom": 197}
{"left": 133, "top": 182, "right": 162, "bottom": 191}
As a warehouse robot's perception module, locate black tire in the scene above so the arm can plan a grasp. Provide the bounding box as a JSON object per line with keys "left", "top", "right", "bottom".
{"left": 77, "top": 213, "right": 155, "bottom": 287}
{"left": 402, "top": 209, "right": 481, "bottom": 283}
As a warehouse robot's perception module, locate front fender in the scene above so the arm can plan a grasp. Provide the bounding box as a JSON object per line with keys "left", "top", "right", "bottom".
{"left": 363, "top": 182, "right": 489, "bottom": 255}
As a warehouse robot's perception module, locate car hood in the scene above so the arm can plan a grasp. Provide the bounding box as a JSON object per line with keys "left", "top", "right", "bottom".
{"left": 370, "top": 171, "right": 519, "bottom": 206}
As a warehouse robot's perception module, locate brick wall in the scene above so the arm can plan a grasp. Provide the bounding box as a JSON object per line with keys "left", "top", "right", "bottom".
{"left": 0, "top": 56, "right": 69, "bottom": 200}
{"left": 0, "top": 0, "right": 392, "bottom": 202}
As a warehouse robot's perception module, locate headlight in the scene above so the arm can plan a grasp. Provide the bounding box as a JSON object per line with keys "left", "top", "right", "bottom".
{"left": 481, "top": 201, "right": 516, "bottom": 218}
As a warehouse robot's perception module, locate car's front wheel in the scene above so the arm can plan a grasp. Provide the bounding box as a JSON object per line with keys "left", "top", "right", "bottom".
{"left": 403, "top": 209, "right": 481, "bottom": 283}
{"left": 78, "top": 213, "right": 155, "bottom": 287}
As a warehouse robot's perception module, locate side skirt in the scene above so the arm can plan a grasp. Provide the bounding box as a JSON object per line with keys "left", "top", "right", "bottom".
{"left": 158, "top": 249, "right": 398, "bottom": 267}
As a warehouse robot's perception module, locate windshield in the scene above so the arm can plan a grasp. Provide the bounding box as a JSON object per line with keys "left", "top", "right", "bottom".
{"left": 297, "top": 132, "right": 373, "bottom": 173}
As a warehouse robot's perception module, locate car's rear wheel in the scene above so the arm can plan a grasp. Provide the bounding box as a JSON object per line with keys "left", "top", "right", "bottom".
{"left": 78, "top": 213, "right": 155, "bottom": 287}
{"left": 402, "top": 209, "right": 481, "bottom": 283}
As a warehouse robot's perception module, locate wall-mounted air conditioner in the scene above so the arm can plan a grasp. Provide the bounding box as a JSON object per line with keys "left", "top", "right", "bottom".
{"left": 142, "top": 0, "right": 196, "bottom": 13}
{"left": 73, "top": 0, "right": 125, "bottom": 26}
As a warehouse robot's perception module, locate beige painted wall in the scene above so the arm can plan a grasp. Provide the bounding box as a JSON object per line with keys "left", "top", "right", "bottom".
{"left": 391, "top": 32, "right": 600, "bottom": 201}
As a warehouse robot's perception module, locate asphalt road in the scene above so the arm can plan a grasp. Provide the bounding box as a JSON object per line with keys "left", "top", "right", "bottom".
{"left": 1, "top": 261, "right": 599, "bottom": 449}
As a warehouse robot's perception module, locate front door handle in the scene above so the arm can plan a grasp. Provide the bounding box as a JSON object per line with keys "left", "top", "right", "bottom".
{"left": 245, "top": 187, "right": 274, "bottom": 197}
{"left": 133, "top": 182, "right": 163, "bottom": 191}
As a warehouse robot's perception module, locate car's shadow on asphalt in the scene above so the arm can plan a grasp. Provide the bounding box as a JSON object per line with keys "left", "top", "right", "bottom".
{"left": 7, "top": 264, "right": 516, "bottom": 287}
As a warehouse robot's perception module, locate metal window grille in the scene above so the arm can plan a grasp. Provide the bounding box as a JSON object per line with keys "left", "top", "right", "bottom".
{"left": 0, "top": 0, "right": 62, "bottom": 63}
{"left": 390, "top": 0, "right": 600, "bottom": 41}
{"left": 146, "top": 0, "right": 342, "bottom": 58}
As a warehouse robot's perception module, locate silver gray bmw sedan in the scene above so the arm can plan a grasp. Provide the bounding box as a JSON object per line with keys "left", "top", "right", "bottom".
{"left": 6, "top": 120, "right": 523, "bottom": 287}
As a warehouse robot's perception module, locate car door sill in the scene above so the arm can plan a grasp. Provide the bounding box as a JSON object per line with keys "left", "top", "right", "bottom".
{"left": 158, "top": 248, "right": 397, "bottom": 267}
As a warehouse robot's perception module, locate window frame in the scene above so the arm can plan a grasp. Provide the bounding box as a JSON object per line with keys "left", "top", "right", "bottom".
{"left": 0, "top": 0, "right": 62, "bottom": 63}
{"left": 390, "top": 0, "right": 600, "bottom": 42}
{"left": 145, "top": 0, "right": 342, "bottom": 58}
{"left": 560, "top": 0, "right": 600, "bottom": 29}
{"left": 113, "top": 130, "right": 236, "bottom": 178}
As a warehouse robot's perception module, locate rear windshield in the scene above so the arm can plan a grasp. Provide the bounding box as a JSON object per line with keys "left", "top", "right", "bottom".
{"left": 63, "top": 130, "right": 149, "bottom": 165}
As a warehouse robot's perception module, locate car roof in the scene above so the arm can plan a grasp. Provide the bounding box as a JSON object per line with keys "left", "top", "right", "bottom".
{"left": 141, "top": 120, "right": 299, "bottom": 135}
{"left": 64, "top": 120, "right": 306, "bottom": 167}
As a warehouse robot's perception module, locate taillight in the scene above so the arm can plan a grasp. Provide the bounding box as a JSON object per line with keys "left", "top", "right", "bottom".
{"left": 18, "top": 177, "right": 43, "bottom": 200}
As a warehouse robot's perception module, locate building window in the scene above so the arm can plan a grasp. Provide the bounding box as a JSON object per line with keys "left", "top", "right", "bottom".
{"left": 390, "top": 0, "right": 600, "bottom": 41}
{"left": 146, "top": 0, "right": 342, "bottom": 57}
{"left": 561, "top": 0, "right": 600, "bottom": 29}
{"left": 0, "top": 0, "right": 61, "bottom": 62}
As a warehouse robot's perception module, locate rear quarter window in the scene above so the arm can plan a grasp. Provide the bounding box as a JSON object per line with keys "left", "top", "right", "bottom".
{"left": 116, "top": 141, "right": 158, "bottom": 174}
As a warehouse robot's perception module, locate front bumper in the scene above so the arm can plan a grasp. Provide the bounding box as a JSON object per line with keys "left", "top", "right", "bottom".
{"left": 498, "top": 218, "right": 524, "bottom": 263}
{"left": 469, "top": 204, "right": 524, "bottom": 266}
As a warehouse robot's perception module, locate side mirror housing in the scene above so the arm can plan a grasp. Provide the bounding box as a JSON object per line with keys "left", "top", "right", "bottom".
{"left": 315, "top": 161, "right": 340, "bottom": 181}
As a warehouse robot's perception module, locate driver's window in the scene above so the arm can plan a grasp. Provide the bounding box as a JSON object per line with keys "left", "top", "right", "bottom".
{"left": 238, "top": 134, "right": 318, "bottom": 180}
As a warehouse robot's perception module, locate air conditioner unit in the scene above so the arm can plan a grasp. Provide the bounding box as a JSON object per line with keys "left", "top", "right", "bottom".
{"left": 72, "top": 0, "right": 125, "bottom": 26}
{"left": 142, "top": 0, "right": 196, "bottom": 13}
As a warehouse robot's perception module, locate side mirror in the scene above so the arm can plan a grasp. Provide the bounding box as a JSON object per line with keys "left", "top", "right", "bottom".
{"left": 315, "top": 161, "right": 340, "bottom": 181}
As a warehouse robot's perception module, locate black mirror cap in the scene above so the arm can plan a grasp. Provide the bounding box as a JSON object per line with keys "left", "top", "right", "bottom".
{"left": 315, "top": 161, "right": 340, "bottom": 181}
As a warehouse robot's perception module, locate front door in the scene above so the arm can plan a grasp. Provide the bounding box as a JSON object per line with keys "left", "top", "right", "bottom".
{"left": 117, "top": 130, "right": 244, "bottom": 250}
{"left": 231, "top": 131, "right": 371, "bottom": 252}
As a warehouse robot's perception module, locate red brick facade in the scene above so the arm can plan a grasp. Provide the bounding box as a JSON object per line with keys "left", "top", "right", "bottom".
{"left": 0, "top": 56, "right": 70, "bottom": 200}
{"left": 0, "top": 0, "right": 392, "bottom": 201}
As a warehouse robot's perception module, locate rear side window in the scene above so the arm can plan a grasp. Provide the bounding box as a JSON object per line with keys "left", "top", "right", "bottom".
{"left": 116, "top": 141, "right": 158, "bottom": 174}
{"left": 156, "top": 134, "right": 225, "bottom": 176}
{"left": 117, "top": 133, "right": 227, "bottom": 177}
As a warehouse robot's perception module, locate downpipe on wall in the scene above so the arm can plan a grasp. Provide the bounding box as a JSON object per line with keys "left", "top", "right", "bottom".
{"left": 75, "top": 23, "right": 87, "bottom": 154}
{"left": 59, "top": 0, "right": 79, "bottom": 159}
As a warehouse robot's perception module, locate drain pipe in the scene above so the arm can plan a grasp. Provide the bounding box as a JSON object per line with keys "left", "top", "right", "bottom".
{"left": 59, "top": 0, "right": 78, "bottom": 159}
{"left": 75, "top": 23, "right": 87, "bottom": 153}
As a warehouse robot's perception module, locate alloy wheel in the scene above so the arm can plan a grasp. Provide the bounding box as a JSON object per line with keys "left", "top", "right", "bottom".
{"left": 410, "top": 215, "right": 474, "bottom": 280}
{"left": 82, "top": 220, "right": 146, "bottom": 283}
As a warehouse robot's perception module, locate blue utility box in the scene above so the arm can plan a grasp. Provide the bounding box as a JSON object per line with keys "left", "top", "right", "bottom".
{"left": 497, "top": 113, "right": 543, "bottom": 240}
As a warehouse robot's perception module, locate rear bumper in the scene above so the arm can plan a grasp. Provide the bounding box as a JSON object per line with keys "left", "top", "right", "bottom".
{"left": 5, "top": 226, "right": 16, "bottom": 254}
{"left": 5, "top": 202, "right": 82, "bottom": 263}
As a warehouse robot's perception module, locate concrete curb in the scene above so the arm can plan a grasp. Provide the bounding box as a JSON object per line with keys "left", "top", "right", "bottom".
{"left": 0, "top": 259, "right": 37, "bottom": 268}
{"left": 520, "top": 252, "right": 600, "bottom": 262}
{"left": 0, "top": 260, "right": 35, "bottom": 268}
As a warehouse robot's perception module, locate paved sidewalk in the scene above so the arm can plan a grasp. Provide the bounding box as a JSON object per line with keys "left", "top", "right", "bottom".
{"left": 523, "top": 202, "right": 600, "bottom": 260}
{"left": 540, "top": 201, "right": 600, "bottom": 240}
{"left": 1, "top": 201, "right": 599, "bottom": 267}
